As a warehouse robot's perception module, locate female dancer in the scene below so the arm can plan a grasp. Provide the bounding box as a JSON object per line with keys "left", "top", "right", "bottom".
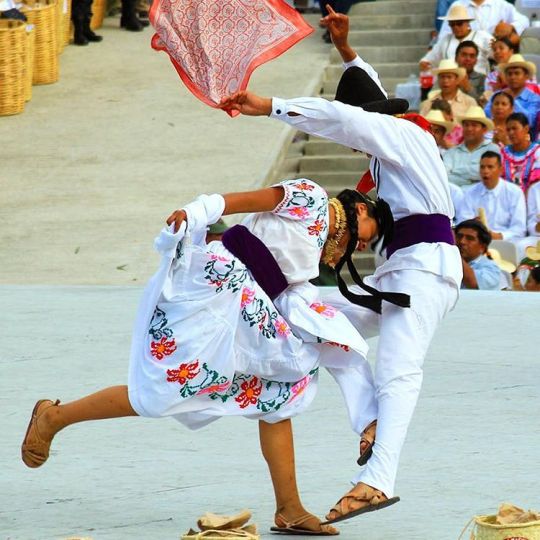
{"left": 21, "top": 178, "right": 393, "bottom": 535}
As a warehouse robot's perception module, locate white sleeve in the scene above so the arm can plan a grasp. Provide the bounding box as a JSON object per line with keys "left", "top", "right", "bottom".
{"left": 508, "top": 2, "right": 530, "bottom": 35}
{"left": 343, "top": 54, "right": 388, "bottom": 98}
{"left": 526, "top": 183, "right": 540, "bottom": 236}
{"left": 502, "top": 187, "right": 527, "bottom": 240}
{"left": 420, "top": 38, "right": 444, "bottom": 67}
{"left": 270, "top": 96, "right": 411, "bottom": 167}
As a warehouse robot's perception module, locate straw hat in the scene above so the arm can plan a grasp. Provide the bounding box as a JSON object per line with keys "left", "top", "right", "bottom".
{"left": 438, "top": 4, "right": 474, "bottom": 21}
{"left": 424, "top": 109, "right": 454, "bottom": 133}
{"left": 525, "top": 240, "right": 540, "bottom": 261}
{"left": 499, "top": 54, "right": 537, "bottom": 77}
{"left": 432, "top": 59, "right": 466, "bottom": 81}
{"left": 457, "top": 105, "right": 494, "bottom": 130}
{"left": 488, "top": 248, "right": 516, "bottom": 273}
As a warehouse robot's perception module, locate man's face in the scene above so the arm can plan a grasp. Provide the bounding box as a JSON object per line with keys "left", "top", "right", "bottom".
{"left": 505, "top": 67, "right": 528, "bottom": 91}
{"left": 431, "top": 124, "right": 447, "bottom": 147}
{"left": 456, "top": 47, "right": 478, "bottom": 73}
{"left": 456, "top": 227, "right": 487, "bottom": 261}
{"left": 480, "top": 156, "right": 502, "bottom": 186}
{"left": 449, "top": 20, "right": 470, "bottom": 39}
{"left": 438, "top": 72, "right": 459, "bottom": 92}
{"left": 462, "top": 120, "right": 487, "bottom": 146}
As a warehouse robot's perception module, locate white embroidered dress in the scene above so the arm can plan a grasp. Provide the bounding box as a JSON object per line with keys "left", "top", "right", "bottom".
{"left": 128, "top": 179, "right": 368, "bottom": 429}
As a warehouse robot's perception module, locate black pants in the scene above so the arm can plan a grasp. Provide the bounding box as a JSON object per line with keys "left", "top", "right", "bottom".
{"left": 72, "top": 0, "right": 92, "bottom": 22}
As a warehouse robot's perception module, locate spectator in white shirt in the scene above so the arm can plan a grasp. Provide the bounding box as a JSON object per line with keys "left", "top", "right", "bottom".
{"left": 516, "top": 180, "right": 540, "bottom": 257}
{"left": 439, "top": 0, "right": 529, "bottom": 40}
{"left": 459, "top": 150, "right": 527, "bottom": 239}
{"left": 421, "top": 5, "right": 492, "bottom": 75}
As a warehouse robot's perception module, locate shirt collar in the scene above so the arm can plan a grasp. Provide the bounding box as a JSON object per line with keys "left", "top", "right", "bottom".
{"left": 480, "top": 178, "right": 502, "bottom": 195}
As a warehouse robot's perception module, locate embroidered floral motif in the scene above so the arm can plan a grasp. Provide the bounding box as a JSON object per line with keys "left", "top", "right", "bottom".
{"left": 235, "top": 377, "right": 263, "bottom": 408}
{"left": 241, "top": 296, "right": 279, "bottom": 339}
{"left": 274, "top": 316, "right": 291, "bottom": 337}
{"left": 208, "top": 368, "right": 319, "bottom": 413}
{"left": 167, "top": 360, "right": 200, "bottom": 385}
{"left": 151, "top": 337, "right": 178, "bottom": 360}
{"left": 149, "top": 307, "right": 174, "bottom": 340}
{"left": 308, "top": 219, "right": 324, "bottom": 237}
{"left": 210, "top": 254, "right": 230, "bottom": 262}
{"left": 204, "top": 257, "right": 248, "bottom": 293}
{"left": 196, "top": 381, "right": 231, "bottom": 396}
{"left": 288, "top": 206, "right": 310, "bottom": 219}
{"left": 240, "top": 287, "right": 256, "bottom": 308}
{"left": 294, "top": 181, "right": 315, "bottom": 191}
{"left": 310, "top": 302, "right": 337, "bottom": 318}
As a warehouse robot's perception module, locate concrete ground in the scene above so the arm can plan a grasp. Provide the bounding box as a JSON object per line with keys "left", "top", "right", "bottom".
{"left": 1, "top": 11, "right": 539, "bottom": 540}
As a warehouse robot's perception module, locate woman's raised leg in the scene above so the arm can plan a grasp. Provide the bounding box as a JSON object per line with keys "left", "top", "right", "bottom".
{"left": 21, "top": 385, "right": 138, "bottom": 468}
{"left": 258, "top": 419, "right": 338, "bottom": 535}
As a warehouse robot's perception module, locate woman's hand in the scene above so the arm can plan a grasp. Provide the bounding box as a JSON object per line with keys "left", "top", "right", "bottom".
{"left": 219, "top": 91, "right": 272, "bottom": 116}
{"left": 166, "top": 209, "right": 187, "bottom": 233}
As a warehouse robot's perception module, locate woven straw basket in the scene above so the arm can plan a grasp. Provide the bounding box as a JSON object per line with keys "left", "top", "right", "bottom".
{"left": 24, "top": 25, "right": 35, "bottom": 101}
{"left": 0, "top": 20, "right": 26, "bottom": 116}
{"left": 62, "top": 0, "right": 71, "bottom": 46}
{"left": 466, "top": 515, "right": 540, "bottom": 540}
{"left": 90, "top": 0, "right": 106, "bottom": 30}
{"left": 23, "top": 0, "right": 59, "bottom": 85}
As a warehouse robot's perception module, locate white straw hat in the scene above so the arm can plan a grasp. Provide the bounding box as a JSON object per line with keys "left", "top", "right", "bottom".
{"left": 457, "top": 105, "right": 495, "bottom": 131}
{"left": 488, "top": 248, "right": 516, "bottom": 273}
{"left": 432, "top": 59, "right": 466, "bottom": 82}
{"left": 499, "top": 53, "right": 537, "bottom": 77}
{"left": 438, "top": 5, "right": 474, "bottom": 21}
{"left": 525, "top": 240, "right": 540, "bottom": 261}
{"left": 424, "top": 109, "right": 455, "bottom": 133}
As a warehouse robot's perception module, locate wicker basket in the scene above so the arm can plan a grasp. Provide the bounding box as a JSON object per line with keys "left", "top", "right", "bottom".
{"left": 0, "top": 20, "right": 26, "bottom": 116}
{"left": 23, "top": 0, "right": 59, "bottom": 85}
{"left": 24, "top": 25, "right": 35, "bottom": 101}
{"left": 90, "top": 0, "right": 106, "bottom": 30}
{"left": 63, "top": 0, "right": 72, "bottom": 45}
{"left": 463, "top": 515, "right": 540, "bottom": 540}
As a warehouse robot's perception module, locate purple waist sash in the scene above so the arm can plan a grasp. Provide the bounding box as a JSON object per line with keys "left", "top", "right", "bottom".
{"left": 221, "top": 225, "right": 288, "bottom": 301}
{"left": 386, "top": 213, "right": 455, "bottom": 259}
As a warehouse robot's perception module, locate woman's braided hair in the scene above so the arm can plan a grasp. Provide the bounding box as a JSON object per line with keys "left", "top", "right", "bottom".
{"left": 333, "top": 189, "right": 409, "bottom": 313}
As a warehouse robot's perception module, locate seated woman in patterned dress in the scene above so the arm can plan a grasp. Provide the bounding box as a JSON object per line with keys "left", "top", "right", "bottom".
{"left": 21, "top": 178, "right": 395, "bottom": 535}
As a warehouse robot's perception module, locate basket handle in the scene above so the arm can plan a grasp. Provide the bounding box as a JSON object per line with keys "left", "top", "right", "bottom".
{"left": 457, "top": 517, "right": 475, "bottom": 540}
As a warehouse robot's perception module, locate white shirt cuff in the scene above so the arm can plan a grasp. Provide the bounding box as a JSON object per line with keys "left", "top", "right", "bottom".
{"left": 271, "top": 97, "right": 288, "bottom": 119}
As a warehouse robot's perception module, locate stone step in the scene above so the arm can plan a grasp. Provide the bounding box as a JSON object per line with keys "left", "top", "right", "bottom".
{"left": 322, "top": 77, "right": 403, "bottom": 94}
{"left": 325, "top": 62, "right": 419, "bottom": 80}
{"left": 349, "top": 0, "right": 436, "bottom": 15}
{"left": 304, "top": 140, "right": 355, "bottom": 156}
{"left": 329, "top": 45, "right": 428, "bottom": 64}
{"left": 346, "top": 13, "right": 434, "bottom": 30}
{"left": 347, "top": 28, "right": 432, "bottom": 47}
{"left": 299, "top": 154, "right": 369, "bottom": 173}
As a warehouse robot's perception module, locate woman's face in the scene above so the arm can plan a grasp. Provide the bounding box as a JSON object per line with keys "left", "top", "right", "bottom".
{"left": 506, "top": 119, "right": 530, "bottom": 145}
{"left": 492, "top": 94, "right": 513, "bottom": 120}
{"left": 492, "top": 41, "right": 513, "bottom": 64}
{"left": 355, "top": 203, "right": 379, "bottom": 252}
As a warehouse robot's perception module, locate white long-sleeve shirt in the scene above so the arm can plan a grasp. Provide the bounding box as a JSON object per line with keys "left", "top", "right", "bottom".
{"left": 526, "top": 181, "right": 540, "bottom": 236}
{"left": 439, "top": 0, "right": 530, "bottom": 38}
{"left": 458, "top": 178, "right": 527, "bottom": 239}
{"left": 269, "top": 57, "right": 463, "bottom": 288}
{"left": 421, "top": 29, "right": 493, "bottom": 75}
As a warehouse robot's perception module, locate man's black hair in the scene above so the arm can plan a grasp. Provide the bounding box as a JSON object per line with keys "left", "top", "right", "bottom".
{"left": 455, "top": 219, "right": 491, "bottom": 246}
{"left": 481, "top": 150, "right": 502, "bottom": 165}
{"left": 455, "top": 40, "right": 479, "bottom": 57}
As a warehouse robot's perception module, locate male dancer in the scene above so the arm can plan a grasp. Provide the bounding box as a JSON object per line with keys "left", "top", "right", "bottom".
{"left": 221, "top": 7, "right": 462, "bottom": 523}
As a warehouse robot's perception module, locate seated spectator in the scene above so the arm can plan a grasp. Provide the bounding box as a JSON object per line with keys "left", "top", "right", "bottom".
{"left": 420, "top": 59, "right": 478, "bottom": 118}
{"left": 486, "top": 91, "right": 514, "bottom": 146}
{"left": 485, "top": 37, "right": 518, "bottom": 94}
{"left": 420, "top": 5, "right": 492, "bottom": 75}
{"left": 456, "top": 41, "right": 487, "bottom": 100}
{"left": 455, "top": 219, "right": 502, "bottom": 289}
{"left": 485, "top": 55, "right": 540, "bottom": 136}
{"left": 443, "top": 105, "right": 500, "bottom": 187}
{"left": 438, "top": 0, "right": 529, "bottom": 41}
{"left": 500, "top": 112, "right": 540, "bottom": 191}
{"left": 458, "top": 150, "right": 527, "bottom": 240}
{"left": 425, "top": 109, "right": 455, "bottom": 155}
{"left": 431, "top": 97, "right": 464, "bottom": 147}
{"left": 516, "top": 181, "right": 540, "bottom": 258}
{"left": 525, "top": 264, "right": 540, "bottom": 291}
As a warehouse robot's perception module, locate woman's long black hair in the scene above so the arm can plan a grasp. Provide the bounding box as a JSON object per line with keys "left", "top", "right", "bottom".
{"left": 333, "top": 189, "right": 410, "bottom": 314}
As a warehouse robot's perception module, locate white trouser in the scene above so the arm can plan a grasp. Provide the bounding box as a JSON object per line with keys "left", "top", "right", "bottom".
{"left": 324, "top": 269, "right": 458, "bottom": 497}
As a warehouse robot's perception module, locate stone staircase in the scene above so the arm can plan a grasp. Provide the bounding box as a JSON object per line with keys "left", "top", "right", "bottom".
{"left": 274, "top": 0, "right": 436, "bottom": 278}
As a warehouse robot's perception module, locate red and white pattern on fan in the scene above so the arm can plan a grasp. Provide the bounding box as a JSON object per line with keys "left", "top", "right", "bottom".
{"left": 149, "top": 0, "right": 313, "bottom": 116}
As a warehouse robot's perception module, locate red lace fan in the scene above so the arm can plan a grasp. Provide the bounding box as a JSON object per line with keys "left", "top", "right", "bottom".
{"left": 149, "top": 0, "right": 313, "bottom": 116}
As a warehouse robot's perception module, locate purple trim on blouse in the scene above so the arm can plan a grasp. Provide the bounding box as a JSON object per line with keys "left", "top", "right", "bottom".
{"left": 386, "top": 214, "right": 455, "bottom": 259}
{"left": 222, "top": 225, "right": 288, "bottom": 301}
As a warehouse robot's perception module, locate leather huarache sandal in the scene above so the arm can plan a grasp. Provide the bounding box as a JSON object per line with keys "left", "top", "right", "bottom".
{"left": 323, "top": 485, "right": 400, "bottom": 525}
{"left": 21, "top": 399, "right": 60, "bottom": 468}
{"left": 357, "top": 420, "right": 377, "bottom": 466}
{"left": 270, "top": 513, "right": 339, "bottom": 536}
